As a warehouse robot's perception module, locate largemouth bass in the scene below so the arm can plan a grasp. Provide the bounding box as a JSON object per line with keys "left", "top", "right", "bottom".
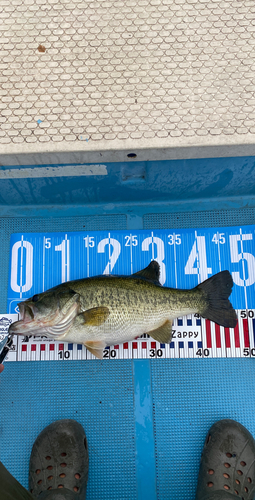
{"left": 9, "top": 261, "right": 237, "bottom": 359}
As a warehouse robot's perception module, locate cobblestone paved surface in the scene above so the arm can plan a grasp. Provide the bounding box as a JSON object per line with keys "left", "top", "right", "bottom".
{"left": 1, "top": 0, "right": 255, "bottom": 151}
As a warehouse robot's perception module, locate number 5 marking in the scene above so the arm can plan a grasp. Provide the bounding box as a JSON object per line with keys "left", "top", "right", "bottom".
{"left": 229, "top": 232, "right": 255, "bottom": 286}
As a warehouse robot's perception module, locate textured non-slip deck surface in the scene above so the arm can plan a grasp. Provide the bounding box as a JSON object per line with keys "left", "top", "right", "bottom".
{"left": 0, "top": 361, "right": 137, "bottom": 500}
{"left": 1, "top": 209, "right": 255, "bottom": 499}
{"left": 1, "top": 358, "right": 255, "bottom": 500}
{"left": 1, "top": 0, "right": 255, "bottom": 154}
{"left": 151, "top": 358, "right": 255, "bottom": 500}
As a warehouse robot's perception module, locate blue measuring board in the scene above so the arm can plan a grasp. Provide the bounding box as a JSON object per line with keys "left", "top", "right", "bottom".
{"left": 6, "top": 226, "right": 255, "bottom": 361}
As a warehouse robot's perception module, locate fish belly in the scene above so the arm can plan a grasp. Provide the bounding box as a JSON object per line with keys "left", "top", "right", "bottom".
{"left": 62, "top": 307, "right": 167, "bottom": 346}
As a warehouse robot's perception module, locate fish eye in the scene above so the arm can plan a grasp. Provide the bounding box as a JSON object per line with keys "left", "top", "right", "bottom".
{"left": 32, "top": 294, "right": 40, "bottom": 302}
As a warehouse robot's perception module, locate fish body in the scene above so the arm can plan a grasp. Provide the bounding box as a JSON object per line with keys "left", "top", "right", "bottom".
{"left": 9, "top": 261, "right": 237, "bottom": 358}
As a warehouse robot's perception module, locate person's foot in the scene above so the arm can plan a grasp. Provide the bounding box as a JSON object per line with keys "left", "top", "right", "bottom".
{"left": 29, "top": 419, "right": 89, "bottom": 499}
{"left": 195, "top": 419, "right": 255, "bottom": 500}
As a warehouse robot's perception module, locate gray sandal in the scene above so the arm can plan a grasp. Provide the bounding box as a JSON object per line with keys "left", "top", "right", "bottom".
{"left": 29, "top": 419, "right": 89, "bottom": 499}
{"left": 195, "top": 419, "right": 255, "bottom": 500}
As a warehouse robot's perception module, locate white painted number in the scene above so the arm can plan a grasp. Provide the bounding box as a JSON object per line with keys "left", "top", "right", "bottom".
{"left": 97, "top": 236, "right": 121, "bottom": 274}
{"left": 55, "top": 235, "right": 70, "bottom": 283}
{"left": 168, "top": 234, "right": 181, "bottom": 245}
{"left": 45, "top": 238, "right": 51, "bottom": 249}
{"left": 11, "top": 239, "right": 33, "bottom": 294}
{"left": 185, "top": 235, "right": 212, "bottom": 282}
{"left": 84, "top": 236, "right": 95, "bottom": 248}
{"left": 142, "top": 233, "right": 166, "bottom": 285}
{"left": 229, "top": 233, "right": 255, "bottom": 286}
{"left": 212, "top": 233, "right": 225, "bottom": 244}
{"left": 125, "top": 235, "right": 138, "bottom": 246}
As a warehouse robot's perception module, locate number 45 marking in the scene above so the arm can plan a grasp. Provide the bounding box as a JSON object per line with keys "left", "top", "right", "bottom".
{"left": 212, "top": 233, "right": 225, "bottom": 244}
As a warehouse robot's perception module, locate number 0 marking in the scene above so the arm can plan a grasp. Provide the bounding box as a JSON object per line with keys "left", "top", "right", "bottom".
{"left": 10, "top": 238, "right": 33, "bottom": 295}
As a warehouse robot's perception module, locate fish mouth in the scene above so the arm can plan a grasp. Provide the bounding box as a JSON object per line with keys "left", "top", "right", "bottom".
{"left": 9, "top": 300, "right": 79, "bottom": 339}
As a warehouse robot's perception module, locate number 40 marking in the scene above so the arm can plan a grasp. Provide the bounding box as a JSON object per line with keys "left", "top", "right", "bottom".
{"left": 184, "top": 235, "right": 212, "bottom": 282}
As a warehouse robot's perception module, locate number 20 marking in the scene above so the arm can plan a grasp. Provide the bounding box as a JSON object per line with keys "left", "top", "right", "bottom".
{"left": 98, "top": 237, "right": 121, "bottom": 274}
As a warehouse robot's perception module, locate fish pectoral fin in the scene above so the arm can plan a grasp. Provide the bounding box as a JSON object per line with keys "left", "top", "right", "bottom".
{"left": 148, "top": 320, "right": 173, "bottom": 343}
{"left": 84, "top": 341, "right": 105, "bottom": 359}
{"left": 132, "top": 261, "right": 161, "bottom": 285}
{"left": 79, "top": 307, "right": 110, "bottom": 326}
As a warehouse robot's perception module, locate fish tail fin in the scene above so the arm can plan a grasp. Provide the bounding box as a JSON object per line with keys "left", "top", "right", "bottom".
{"left": 197, "top": 270, "right": 237, "bottom": 328}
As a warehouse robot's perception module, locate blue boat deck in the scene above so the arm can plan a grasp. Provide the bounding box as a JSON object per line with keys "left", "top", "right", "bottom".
{"left": 1, "top": 187, "right": 255, "bottom": 499}
{"left": 2, "top": 0, "right": 255, "bottom": 496}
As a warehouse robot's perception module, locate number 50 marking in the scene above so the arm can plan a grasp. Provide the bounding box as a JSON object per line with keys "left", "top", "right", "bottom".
{"left": 229, "top": 233, "right": 255, "bottom": 286}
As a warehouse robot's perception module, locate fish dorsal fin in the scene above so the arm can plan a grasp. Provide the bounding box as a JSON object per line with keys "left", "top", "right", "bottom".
{"left": 132, "top": 261, "right": 160, "bottom": 284}
{"left": 84, "top": 340, "right": 105, "bottom": 359}
{"left": 79, "top": 307, "right": 110, "bottom": 326}
{"left": 148, "top": 320, "right": 173, "bottom": 343}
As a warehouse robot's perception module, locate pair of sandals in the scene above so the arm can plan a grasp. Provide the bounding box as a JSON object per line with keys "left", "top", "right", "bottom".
{"left": 29, "top": 419, "right": 255, "bottom": 499}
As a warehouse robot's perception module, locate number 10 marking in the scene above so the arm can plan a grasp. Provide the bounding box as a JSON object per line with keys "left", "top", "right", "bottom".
{"left": 55, "top": 235, "right": 70, "bottom": 283}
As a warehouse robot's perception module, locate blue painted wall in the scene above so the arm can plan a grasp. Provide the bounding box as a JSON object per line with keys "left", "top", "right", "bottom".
{"left": 0, "top": 156, "right": 255, "bottom": 207}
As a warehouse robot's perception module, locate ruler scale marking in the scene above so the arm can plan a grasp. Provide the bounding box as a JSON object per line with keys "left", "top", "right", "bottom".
{"left": 5, "top": 225, "right": 255, "bottom": 362}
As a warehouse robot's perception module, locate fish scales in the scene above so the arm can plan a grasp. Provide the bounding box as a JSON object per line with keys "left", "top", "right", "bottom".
{"left": 9, "top": 262, "right": 237, "bottom": 359}
{"left": 70, "top": 278, "right": 171, "bottom": 344}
